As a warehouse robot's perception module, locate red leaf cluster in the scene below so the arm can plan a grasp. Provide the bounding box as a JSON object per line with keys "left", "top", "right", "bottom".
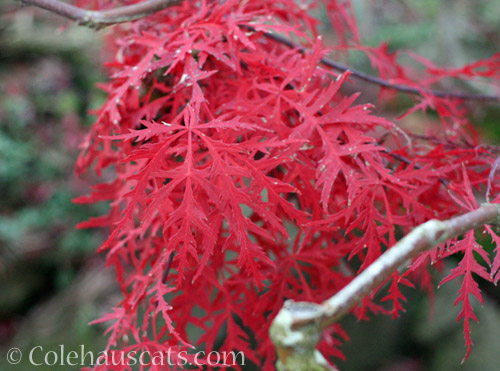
{"left": 75, "top": 0, "right": 500, "bottom": 369}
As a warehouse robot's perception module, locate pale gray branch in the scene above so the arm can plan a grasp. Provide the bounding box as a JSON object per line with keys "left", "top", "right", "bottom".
{"left": 270, "top": 203, "right": 500, "bottom": 371}
{"left": 17, "top": 0, "right": 182, "bottom": 28}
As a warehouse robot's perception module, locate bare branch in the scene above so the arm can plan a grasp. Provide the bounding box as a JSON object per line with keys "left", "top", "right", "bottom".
{"left": 17, "top": 0, "right": 182, "bottom": 28}
{"left": 270, "top": 203, "right": 500, "bottom": 371}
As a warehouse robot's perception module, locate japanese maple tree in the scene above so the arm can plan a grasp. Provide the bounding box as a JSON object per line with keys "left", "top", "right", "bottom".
{"left": 18, "top": 0, "right": 500, "bottom": 369}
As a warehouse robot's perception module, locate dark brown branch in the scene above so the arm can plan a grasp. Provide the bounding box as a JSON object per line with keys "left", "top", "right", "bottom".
{"left": 381, "top": 148, "right": 450, "bottom": 186}
{"left": 161, "top": 250, "right": 176, "bottom": 284}
{"left": 18, "top": 0, "right": 181, "bottom": 28}
{"left": 240, "top": 26, "right": 500, "bottom": 103}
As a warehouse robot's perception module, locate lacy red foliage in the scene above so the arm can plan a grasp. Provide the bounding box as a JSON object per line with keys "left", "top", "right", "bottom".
{"left": 74, "top": 0, "right": 500, "bottom": 369}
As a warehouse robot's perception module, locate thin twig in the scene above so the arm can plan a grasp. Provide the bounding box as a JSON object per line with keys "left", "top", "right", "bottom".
{"left": 381, "top": 148, "right": 450, "bottom": 186}
{"left": 161, "top": 250, "right": 176, "bottom": 284}
{"left": 18, "top": 0, "right": 181, "bottom": 28}
{"left": 270, "top": 203, "right": 500, "bottom": 370}
{"left": 486, "top": 156, "right": 500, "bottom": 202}
{"left": 240, "top": 25, "right": 500, "bottom": 103}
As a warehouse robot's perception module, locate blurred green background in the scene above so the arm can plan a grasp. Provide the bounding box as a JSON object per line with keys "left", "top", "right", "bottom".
{"left": 0, "top": 0, "right": 499, "bottom": 370}
{"left": 0, "top": 5, "right": 115, "bottom": 370}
